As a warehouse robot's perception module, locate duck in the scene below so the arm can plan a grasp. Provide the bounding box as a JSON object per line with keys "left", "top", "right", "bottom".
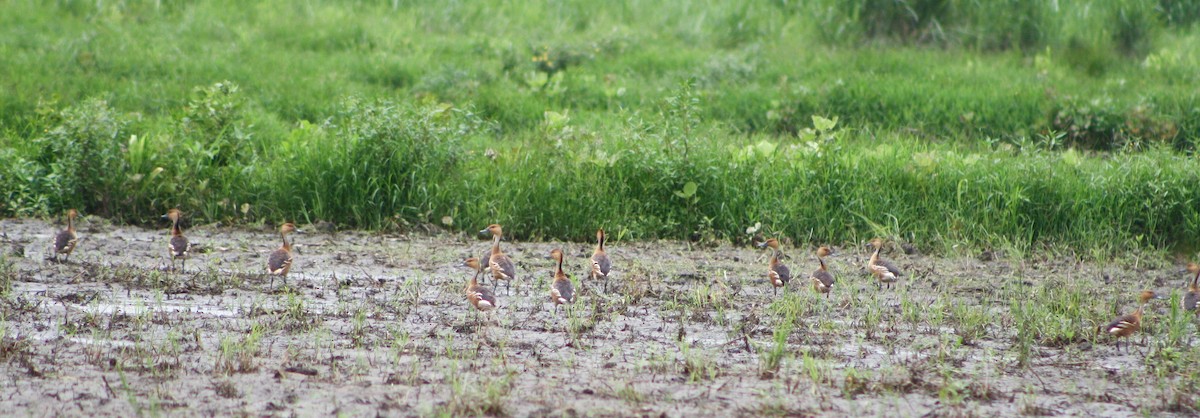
{"left": 462, "top": 257, "right": 498, "bottom": 327}
{"left": 1184, "top": 263, "right": 1199, "bottom": 315}
{"left": 756, "top": 238, "right": 791, "bottom": 295}
{"left": 810, "top": 246, "right": 835, "bottom": 297}
{"left": 163, "top": 209, "right": 191, "bottom": 272}
{"left": 591, "top": 228, "right": 612, "bottom": 292}
{"left": 1099, "top": 290, "right": 1162, "bottom": 353}
{"left": 267, "top": 223, "right": 299, "bottom": 289}
{"left": 549, "top": 248, "right": 575, "bottom": 313}
{"left": 480, "top": 224, "right": 516, "bottom": 294}
{"left": 868, "top": 238, "right": 902, "bottom": 289}
{"left": 51, "top": 208, "right": 79, "bottom": 263}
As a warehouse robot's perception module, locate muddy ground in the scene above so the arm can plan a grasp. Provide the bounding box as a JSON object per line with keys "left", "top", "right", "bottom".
{"left": 1, "top": 216, "right": 1198, "bottom": 417}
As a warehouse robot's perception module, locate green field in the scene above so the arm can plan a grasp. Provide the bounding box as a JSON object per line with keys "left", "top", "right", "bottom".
{"left": 4, "top": 0, "right": 1200, "bottom": 253}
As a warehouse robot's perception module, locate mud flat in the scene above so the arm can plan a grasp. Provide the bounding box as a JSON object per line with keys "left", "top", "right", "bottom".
{"left": 1, "top": 217, "right": 1197, "bottom": 416}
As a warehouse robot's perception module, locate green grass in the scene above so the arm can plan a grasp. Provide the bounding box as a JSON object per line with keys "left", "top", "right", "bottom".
{"left": 3, "top": 0, "right": 1200, "bottom": 253}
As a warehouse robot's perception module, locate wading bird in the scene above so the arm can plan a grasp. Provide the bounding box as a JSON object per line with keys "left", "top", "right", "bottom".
{"left": 810, "top": 246, "right": 835, "bottom": 297}
{"left": 549, "top": 248, "right": 575, "bottom": 314}
{"left": 757, "top": 238, "right": 791, "bottom": 296}
{"left": 868, "top": 238, "right": 902, "bottom": 289}
{"left": 163, "top": 209, "right": 191, "bottom": 272}
{"left": 1099, "top": 290, "right": 1162, "bottom": 353}
{"left": 591, "top": 228, "right": 612, "bottom": 292}
{"left": 481, "top": 224, "right": 516, "bottom": 294}
{"left": 267, "top": 223, "right": 299, "bottom": 289}
{"left": 51, "top": 209, "right": 79, "bottom": 263}
{"left": 1185, "top": 263, "right": 1199, "bottom": 315}
{"left": 462, "top": 257, "right": 498, "bottom": 326}
{"left": 478, "top": 249, "right": 493, "bottom": 285}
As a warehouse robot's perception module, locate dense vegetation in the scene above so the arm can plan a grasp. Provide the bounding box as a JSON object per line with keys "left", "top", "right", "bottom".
{"left": 3, "top": 0, "right": 1200, "bottom": 253}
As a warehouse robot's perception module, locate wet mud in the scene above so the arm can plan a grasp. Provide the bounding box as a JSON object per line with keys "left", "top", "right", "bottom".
{"left": 1, "top": 217, "right": 1197, "bottom": 416}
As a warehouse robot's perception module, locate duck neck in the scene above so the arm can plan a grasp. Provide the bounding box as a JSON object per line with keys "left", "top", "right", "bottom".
{"left": 818, "top": 256, "right": 826, "bottom": 271}
{"left": 556, "top": 256, "right": 565, "bottom": 280}
{"left": 171, "top": 219, "right": 182, "bottom": 236}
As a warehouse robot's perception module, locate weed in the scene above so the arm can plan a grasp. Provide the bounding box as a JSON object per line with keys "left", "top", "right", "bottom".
{"left": 279, "top": 292, "right": 321, "bottom": 332}
{"left": 616, "top": 382, "right": 645, "bottom": 404}
{"left": 215, "top": 325, "right": 264, "bottom": 375}
{"left": 212, "top": 380, "right": 241, "bottom": 399}
{"left": 1011, "top": 298, "right": 1035, "bottom": 368}
{"left": 0, "top": 254, "right": 13, "bottom": 297}
{"left": 350, "top": 308, "right": 369, "bottom": 348}
{"left": 759, "top": 318, "right": 792, "bottom": 379}
{"left": 950, "top": 302, "right": 990, "bottom": 345}
{"left": 801, "top": 352, "right": 832, "bottom": 387}
{"left": 435, "top": 368, "right": 513, "bottom": 417}
{"left": 679, "top": 341, "right": 719, "bottom": 382}
{"left": 861, "top": 302, "right": 882, "bottom": 340}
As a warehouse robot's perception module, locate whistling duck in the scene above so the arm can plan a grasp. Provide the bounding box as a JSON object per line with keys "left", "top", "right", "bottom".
{"left": 52, "top": 208, "right": 79, "bottom": 263}
{"left": 810, "top": 246, "right": 835, "bottom": 297}
{"left": 163, "top": 209, "right": 191, "bottom": 271}
{"left": 480, "top": 224, "right": 516, "bottom": 294}
{"left": 868, "top": 238, "right": 902, "bottom": 289}
{"left": 477, "top": 248, "right": 491, "bottom": 285}
{"left": 462, "top": 257, "right": 498, "bottom": 326}
{"left": 757, "top": 238, "right": 791, "bottom": 295}
{"left": 267, "top": 223, "right": 298, "bottom": 289}
{"left": 549, "top": 248, "right": 575, "bottom": 313}
{"left": 591, "top": 228, "right": 612, "bottom": 292}
{"left": 1100, "top": 290, "right": 1162, "bottom": 352}
{"left": 1185, "top": 263, "right": 1199, "bottom": 315}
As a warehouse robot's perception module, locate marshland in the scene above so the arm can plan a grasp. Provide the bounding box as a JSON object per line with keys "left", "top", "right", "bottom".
{"left": 3, "top": 0, "right": 1200, "bottom": 416}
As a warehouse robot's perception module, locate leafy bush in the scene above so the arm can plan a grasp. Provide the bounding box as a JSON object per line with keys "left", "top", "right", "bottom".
{"left": 1050, "top": 98, "right": 1179, "bottom": 151}
{"left": 1, "top": 0, "right": 1199, "bottom": 253}
{"left": 267, "top": 98, "right": 487, "bottom": 227}
{"left": 1158, "top": 0, "right": 1200, "bottom": 27}
{"left": 32, "top": 99, "right": 127, "bottom": 215}
{"left": 0, "top": 149, "right": 53, "bottom": 216}
{"left": 1111, "top": 1, "right": 1160, "bottom": 57}
{"left": 182, "top": 81, "right": 249, "bottom": 167}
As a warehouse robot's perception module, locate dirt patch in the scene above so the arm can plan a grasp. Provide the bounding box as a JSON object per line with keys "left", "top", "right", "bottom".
{"left": 1, "top": 217, "right": 1198, "bottom": 416}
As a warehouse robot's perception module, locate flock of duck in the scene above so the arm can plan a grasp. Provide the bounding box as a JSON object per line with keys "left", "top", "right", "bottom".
{"left": 48, "top": 208, "right": 300, "bottom": 286}
{"left": 42, "top": 208, "right": 1200, "bottom": 350}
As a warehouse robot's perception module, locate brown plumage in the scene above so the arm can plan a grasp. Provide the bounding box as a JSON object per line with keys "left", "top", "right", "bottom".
{"left": 52, "top": 209, "right": 79, "bottom": 263}
{"left": 757, "top": 238, "right": 791, "bottom": 296}
{"left": 480, "top": 224, "right": 516, "bottom": 295}
{"left": 1100, "top": 290, "right": 1161, "bottom": 353}
{"left": 462, "top": 258, "right": 498, "bottom": 329}
{"left": 463, "top": 258, "right": 498, "bottom": 312}
{"left": 267, "top": 223, "right": 298, "bottom": 289}
{"left": 868, "top": 238, "right": 902, "bottom": 289}
{"left": 163, "top": 209, "right": 191, "bottom": 272}
{"left": 810, "top": 246, "right": 835, "bottom": 297}
{"left": 591, "top": 228, "right": 612, "bottom": 292}
{"left": 478, "top": 248, "right": 492, "bottom": 285}
{"left": 1185, "top": 263, "right": 1199, "bottom": 315}
{"left": 549, "top": 248, "right": 575, "bottom": 313}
